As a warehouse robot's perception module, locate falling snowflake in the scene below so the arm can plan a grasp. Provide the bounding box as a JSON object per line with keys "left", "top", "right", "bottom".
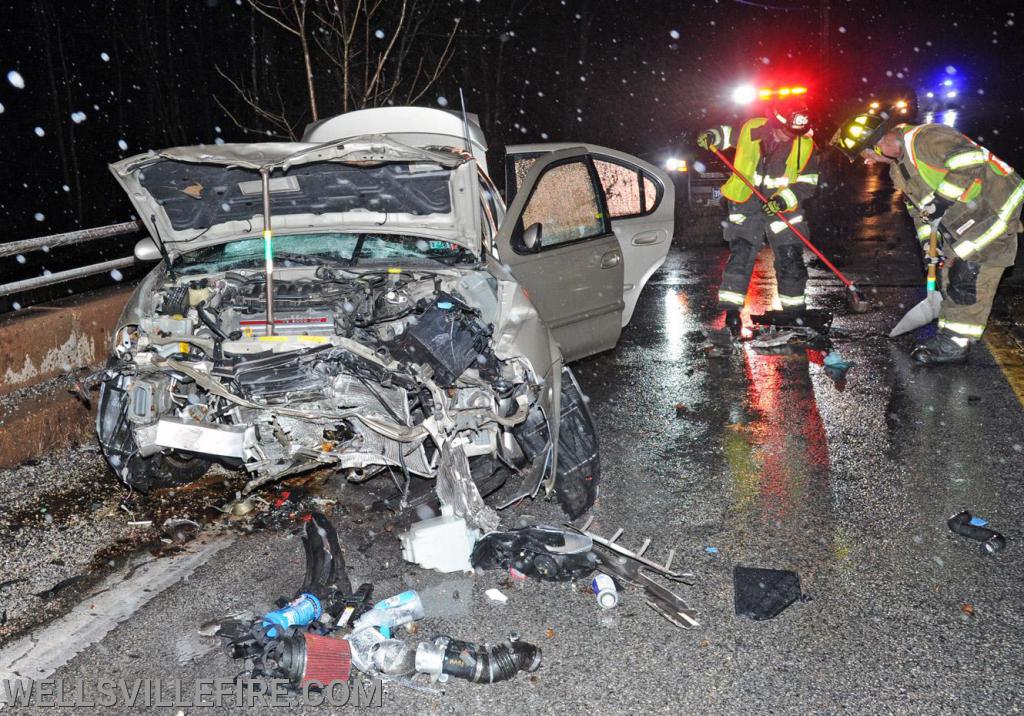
{"left": 6, "top": 70, "right": 25, "bottom": 89}
{"left": 61, "top": 184, "right": 69, "bottom": 192}
{"left": 15, "top": 254, "right": 25, "bottom": 264}
{"left": 839, "top": 26, "right": 847, "bottom": 33}
{"left": 100, "top": 52, "right": 110, "bottom": 62}
{"left": 33, "top": 212, "right": 44, "bottom": 222}
{"left": 436, "top": 96, "right": 448, "bottom": 107}
{"left": 34, "top": 126, "right": 45, "bottom": 137}
{"left": 945, "top": 65, "right": 957, "bottom": 75}
{"left": 110, "top": 269, "right": 124, "bottom": 282}
{"left": 669, "top": 29, "right": 680, "bottom": 39}
{"left": 117, "top": 139, "right": 128, "bottom": 151}
{"left": 374, "top": 29, "right": 385, "bottom": 39}
{"left": 70, "top": 111, "right": 86, "bottom": 124}
{"left": 12, "top": 302, "right": 21, "bottom": 310}
{"left": 0, "top": 102, "right": 4, "bottom": 114}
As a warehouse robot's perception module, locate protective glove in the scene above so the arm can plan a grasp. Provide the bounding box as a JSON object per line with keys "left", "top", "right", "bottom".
{"left": 697, "top": 129, "right": 721, "bottom": 151}
{"left": 919, "top": 194, "right": 954, "bottom": 222}
{"left": 761, "top": 198, "right": 785, "bottom": 216}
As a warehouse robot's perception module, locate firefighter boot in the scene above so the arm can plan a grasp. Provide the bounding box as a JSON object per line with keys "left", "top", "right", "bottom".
{"left": 911, "top": 330, "right": 970, "bottom": 365}
{"left": 725, "top": 309, "right": 743, "bottom": 337}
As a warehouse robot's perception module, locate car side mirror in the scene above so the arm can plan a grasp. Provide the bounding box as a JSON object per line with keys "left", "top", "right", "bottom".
{"left": 134, "top": 237, "right": 162, "bottom": 262}
{"left": 523, "top": 222, "right": 542, "bottom": 252}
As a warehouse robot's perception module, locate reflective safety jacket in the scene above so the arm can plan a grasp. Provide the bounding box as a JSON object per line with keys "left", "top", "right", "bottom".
{"left": 893, "top": 123, "right": 1023, "bottom": 266}
{"left": 714, "top": 117, "right": 819, "bottom": 211}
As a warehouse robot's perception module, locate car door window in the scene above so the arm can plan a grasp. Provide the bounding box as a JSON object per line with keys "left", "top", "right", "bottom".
{"left": 591, "top": 157, "right": 663, "bottom": 219}
{"left": 519, "top": 160, "right": 607, "bottom": 250}
{"left": 643, "top": 175, "right": 658, "bottom": 212}
{"left": 594, "top": 159, "right": 642, "bottom": 217}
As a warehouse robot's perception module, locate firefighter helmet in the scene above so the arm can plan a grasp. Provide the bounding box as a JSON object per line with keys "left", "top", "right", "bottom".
{"left": 771, "top": 100, "right": 812, "bottom": 136}
{"left": 830, "top": 111, "right": 889, "bottom": 162}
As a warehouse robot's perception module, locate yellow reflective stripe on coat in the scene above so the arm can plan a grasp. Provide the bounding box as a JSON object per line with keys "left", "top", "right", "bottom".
{"left": 939, "top": 319, "right": 984, "bottom": 338}
{"left": 796, "top": 173, "right": 819, "bottom": 185}
{"left": 763, "top": 176, "right": 790, "bottom": 189}
{"left": 953, "top": 180, "right": 1024, "bottom": 258}
{"left": 779, "top": 294, "right": 806, "bottom": 307}
{"left": 916, "top": 223, "right": 932, "bottom": 240}
{"left": 937, "top": 179, "right": 968, "bottom": 200}
{"left": 946, "top": 149, "right": 988, "bottom": 169}
{"left": 769, "top": 214, "right": 803, "bottom": 234}
{"left": 718, "top": 290, "right": 745, "bottom": 305}
{"left": 728, "top": 213, "right": 747, "bottom": 224}
{"left": 777, "top": 188, "right": 798, "bottom": 210}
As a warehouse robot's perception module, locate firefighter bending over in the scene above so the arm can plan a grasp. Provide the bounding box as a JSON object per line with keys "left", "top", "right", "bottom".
{"left": 832, "top": 109, "right": 1023, "bottom": 364}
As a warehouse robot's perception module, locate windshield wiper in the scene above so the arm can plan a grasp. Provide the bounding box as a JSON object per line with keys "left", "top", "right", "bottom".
{"left": 348, "top": 235, "right": 367, "bottom": 266}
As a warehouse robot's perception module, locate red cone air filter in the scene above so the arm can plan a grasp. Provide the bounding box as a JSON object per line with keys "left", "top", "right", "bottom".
{"left": 300, "top": 633, "right": 352, "bottom": 685}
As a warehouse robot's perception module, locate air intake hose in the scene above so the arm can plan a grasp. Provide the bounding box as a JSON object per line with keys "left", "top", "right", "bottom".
{"left": 415, "top": 634, "right": 542, "bottom": 684}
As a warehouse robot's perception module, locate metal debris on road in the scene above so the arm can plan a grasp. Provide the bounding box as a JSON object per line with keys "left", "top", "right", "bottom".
{"left": 571, "top": 516, "right": 699, "bottom": 628}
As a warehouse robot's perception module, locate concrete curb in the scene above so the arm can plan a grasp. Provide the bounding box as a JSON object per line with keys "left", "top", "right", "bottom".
{"left": 0, "top": 287, "right": 132, "bottom": 397}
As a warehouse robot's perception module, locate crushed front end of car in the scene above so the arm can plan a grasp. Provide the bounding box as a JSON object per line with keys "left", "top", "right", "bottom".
{"left": 97, "top": 138, "right": 599, "bottom": 527}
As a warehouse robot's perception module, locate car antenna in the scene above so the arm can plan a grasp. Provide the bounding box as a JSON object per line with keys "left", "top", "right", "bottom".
{"left": 458, "top": 87, "right": 472, "bottom": 156}
{"left": 149, "top": 214, "right": 176, "bottom": 281}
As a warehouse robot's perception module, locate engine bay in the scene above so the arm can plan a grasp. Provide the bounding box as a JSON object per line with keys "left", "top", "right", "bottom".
{"left": 97, "top": 265, "right": 546, "bottom": 530}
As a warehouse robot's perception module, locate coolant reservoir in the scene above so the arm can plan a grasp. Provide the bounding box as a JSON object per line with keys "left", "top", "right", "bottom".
{"left": 399, "top": 505, "right": 480, "bottom": 573}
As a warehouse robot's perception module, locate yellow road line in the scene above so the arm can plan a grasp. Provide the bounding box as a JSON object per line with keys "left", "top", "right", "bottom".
{"left": 984, "top": 321, "right": 1024, "bottom": 409}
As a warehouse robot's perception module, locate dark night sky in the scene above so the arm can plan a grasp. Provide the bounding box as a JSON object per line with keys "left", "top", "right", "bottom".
{"left": 0, "top": 0, "right": 1022, "bottom": 279}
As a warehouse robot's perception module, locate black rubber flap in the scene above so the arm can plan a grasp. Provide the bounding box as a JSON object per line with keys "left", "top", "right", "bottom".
{"left": 733, "top": 565, "right": 802, "bottom": 620}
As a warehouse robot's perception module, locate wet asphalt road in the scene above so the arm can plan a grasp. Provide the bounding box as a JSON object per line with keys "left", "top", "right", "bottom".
{"left": 3, "top": 165, "right": 1024, "bottom": 714}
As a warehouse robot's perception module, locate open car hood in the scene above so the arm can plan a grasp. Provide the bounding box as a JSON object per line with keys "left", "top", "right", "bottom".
{"left": 109, "top": 136, "right": 481, "bottom": 257}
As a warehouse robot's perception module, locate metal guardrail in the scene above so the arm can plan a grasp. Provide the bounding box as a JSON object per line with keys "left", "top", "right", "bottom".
{"left": 0, "top": 221, "right": 145, "bottom": 298}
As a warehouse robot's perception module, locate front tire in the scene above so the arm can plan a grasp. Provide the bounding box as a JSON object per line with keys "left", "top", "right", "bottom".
{"left": 121, "top": 451, "right": 212, "bottom": 492}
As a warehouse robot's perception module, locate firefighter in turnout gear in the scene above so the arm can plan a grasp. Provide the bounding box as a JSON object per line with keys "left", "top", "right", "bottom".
{"left": 832, "top": 109, "right": 1024, "bottom": 364}
{"left": 698, "top": 101, "right": 819, "bottom": 334}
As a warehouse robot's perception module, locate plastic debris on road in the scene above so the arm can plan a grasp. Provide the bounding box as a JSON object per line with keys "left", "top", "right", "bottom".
{"left": 733, "top": 566, "right": 803, "bottom": 621}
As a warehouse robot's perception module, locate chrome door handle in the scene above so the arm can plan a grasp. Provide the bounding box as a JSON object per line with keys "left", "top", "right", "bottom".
{"left": 600, "top": 251, "right": 621, "bottom": 269}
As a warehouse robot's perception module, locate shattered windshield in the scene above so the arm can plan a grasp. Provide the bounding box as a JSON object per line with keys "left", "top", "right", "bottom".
{"left": 175, "top": 232, "right": 473, "bottom": 274}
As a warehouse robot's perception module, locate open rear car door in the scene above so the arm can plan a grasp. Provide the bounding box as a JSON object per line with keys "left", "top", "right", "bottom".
{"left": 506, "top": 143, "right": 674, "bottom": 326}
{"left": 494, "top": 147, "right": 624, "bottom": 363}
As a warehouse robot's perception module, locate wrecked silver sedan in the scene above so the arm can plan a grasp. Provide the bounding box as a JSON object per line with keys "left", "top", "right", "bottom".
{"left": 96, "top": 108, "right": 673, "bottom": 527}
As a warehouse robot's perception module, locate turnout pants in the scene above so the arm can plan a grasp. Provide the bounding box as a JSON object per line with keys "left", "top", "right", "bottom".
{"left": 938, "top": 255, "right": 1008, "bottom": 341}
{"left": 717, "top": 201, "right": 809, "bottom": 311}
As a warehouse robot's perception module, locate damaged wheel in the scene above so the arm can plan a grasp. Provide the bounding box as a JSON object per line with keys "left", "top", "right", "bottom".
{"left": 120, "top": 451, "right": 212, "bottom": 492}
{"left": 96, "top": 365, "right": 212, "bottom": 492}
